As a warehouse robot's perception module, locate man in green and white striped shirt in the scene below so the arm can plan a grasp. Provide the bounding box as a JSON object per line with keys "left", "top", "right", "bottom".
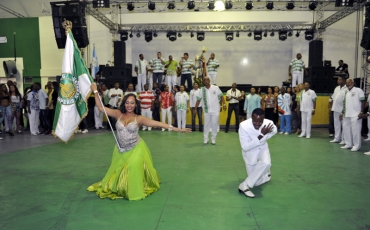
{"left": 149, "top": 52, "right": 165, "bottom": 88}
{"left": 289, "top": 53, "right": 308, "bottom": 87}
{"left": 179, "top": 53, "right": 194, "bottom": 92}
{"left": 207, "top": 53, "right": 220, "bottom": 84}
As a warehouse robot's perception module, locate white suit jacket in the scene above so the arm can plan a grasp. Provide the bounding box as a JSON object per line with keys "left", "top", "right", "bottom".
{"left": 239, "top": 118, "right": 277, "bottom": 165}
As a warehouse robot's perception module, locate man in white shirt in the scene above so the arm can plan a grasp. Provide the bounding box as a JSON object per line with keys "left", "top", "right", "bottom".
{"left": 340, "top": 78, "right": 365, "bottom": 152}
{"left": 225, "top": 83, "right": 241, "bottom": 133}
{"left": 150, "top": 52, "right": 165, "bottom": 87}
{"left": 289, "top": 53, "right": 308, "bottom": 87}
{"left": 238, "top": 108, "right": 277, "bottom": 198}
{"left": 194, "top": 76, "right": 226, "bottom": 145}
{"left": 298, "top": 82, "right": 317, "bottom": 139}
{"left": 179, "top": 53, "right": 194, "bottom": 92}
{"left": 329, "top": 76, "right": 347, "bottom": 143}
{"left": 190, "top": 82, "right": 203, "bottom": 132}
{"left": 107, "top": 83, "right": 123, "bottom": 130}
{"left": 135, "top": 54, "right": 148, "bottom": 92}
{"left": 37, "top": 83, "right": 51, "bottom": 135}
{"left": 207, "top": 53, "right": 220, "bottom": 84}
{"left": 124, "top": 83, "right": 138, "bottom": 97}
{"left": 277, "top": 87, "right": 292, "bottom": 134}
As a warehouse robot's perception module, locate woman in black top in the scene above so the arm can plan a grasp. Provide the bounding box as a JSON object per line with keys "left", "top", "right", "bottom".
{"left": 239, "top": 90, "right": 246, "bottom": 123}
{"left": 0, "top": 83, "right": 14, "bottom": 136}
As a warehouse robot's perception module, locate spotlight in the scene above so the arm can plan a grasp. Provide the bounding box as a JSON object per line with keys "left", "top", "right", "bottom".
{"left": 225, "top": 1, "right": 233, "bottom": 9}
{"left": 248, "top": 32, "right": 252, "bottom": 37}
{"left": 286, "top": 2, "right": 295, "bottom": 10}
{"left": 178, "top": 32, "right": 182, "bottom": 37}
{"left": 127, "top": 2, "right": 135, "bottom": 11}
{"left": 197, "top": 32, "right": 205, "bottom": 41}
{"left": 144, "top": 31, "right": 152, "bottom": 42}
{"left": 335, "top": 0, "right": 354, "bottom": 7}
{"left": 214, "top": 0, "right": 225, "bottom": 11}
{"left": 148, "top": 1, "right": 155, "bottom": 10}
{"left": 254, "top": 31, "right": 262, "bottom": 41}
{"left": 263, "top": 31, "right": 268, "bottom": 37}
{"left": 153, "top": 32, "right": 158, "bottom": 37}
{"left": 167, "top": 1, "right": 175, "bottom": 9}
{"left": 93, "top": 0, "right": 110, "bottom": 8}
{"left": 270, "top": 31, "right": 275, "bottom": 37}
{"left": 129, "top": 32, "right": 133, "bottom": 38}
{"left": 225, "top": 32, "right": 234, "bottom": 41}
{"left": 167, "top": 31, "right": 177, "bottom": 41}
{"left": 246, "top": 1, "right": 253, "bottom": 10}
{"left": 120, "top": 31, "right": 128, "bottom": 41}
{"left": 190, "top": 32, "right": 194, "bottom": 38}
{"left": 266, "top": 1, "right": 274, "bottom": 10}
{"left": 136, "top": 32, "right": 141, "bottom": 38}
{"left": 305, "top": 30, "right": 314, "bottom": 40}
{"left": 308, "top": 1, "right": 317, "bottom": 10}
{"left": 236, "top": 31, "right": 240, "bottom": 38}
{"left": 295, "top": 31, "right": 300, "bottom": 37}
{"left": 288, "top": 31, "right": 293, "bottom": 37}
{"left": 208, "top": 1, "right": 215, "bottom": 10}
{"left": 188, "top": 1, "right": 195, "bottom": 9}
{"left": 279, "top": 30, "right": 287, "bottom": 41}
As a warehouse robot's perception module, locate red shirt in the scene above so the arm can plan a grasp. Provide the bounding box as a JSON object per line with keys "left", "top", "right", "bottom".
{"left": 139, "top": 91, "right": 155, "bottom": 109}
{"left": 159, "top": 91, "right": 174, "bottom": 109}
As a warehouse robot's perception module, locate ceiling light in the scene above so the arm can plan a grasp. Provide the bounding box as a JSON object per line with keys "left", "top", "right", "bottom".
{"left": 214, "top": 0, "right": 225, "bottom": 11}
{"left": 225, "top": 1, "right": 233, "bottom": 9}
{"left": 208, "top": 1, "right": 215, "bottom": 9}
{"left": 167, "top": 1, "right": 175, "bottom": 9}
{"left": 248, "top": 32, "right": 252, "bottom": 37}
{"left": 270, "top": 31, "right": 275, "bottom": 37}
{"left": 144, "top": 31, "right": 152, "bottom": 42}
{"left": 153, "top": 32, "right": 158, "bottom": 37}
{"left": 167, "top": 31, "right": 177, "bottom": 41}
{"left": 136, "top": 32, "right": 141, "bottom": 38}
{"left": 178, "top": 32, "right": 182, "bottom": 37}
{"left": 127, "top": 2, "right": 135, "bottom": 11}
{"left": 129, "top": 32, "right": 133, "bottom": 38}
{"left": 309, "top": 1, "right": 317, "bottom": 10}
{"left": 266, "top": 1, "right": 274, "bottom": 10}
{"left": 246, "top": 2, "right": 253, "bottom": 10}
{"left": 295, "top": 31, "right": 300, "bottom": 37}
{"left": 286, "top": 2, "right": 295, "bottom": 10}
{"left": 197, "top": 32, "right": 205, "bottom": 41}
{"left": 236, "top": 31, "right": 239, "bottom": 37}
{"left": 288, "top": 31, "right": 293, "bottom": 37}
{"left": 148, "top": 1, "right": 155, "bottom": 10}
{"left": 190, "top": 32, "right": 194, "bottom": 38}
{"left": 263, "top": 31, "right": 268, "bottom": 37}
{"left": 254, "top": 31, "right": 262, "bottom": 41}
{"left": 188, "top": 1, "right": 195, "bottom": 9}
{"left": 305, "top": 30, "right": 314, "bottom": 40}
{"left": 225, "top": 32, "right": 234, "bottom": 41}
{"left": 279, "top": 30, "right": 287, "bottom": 41}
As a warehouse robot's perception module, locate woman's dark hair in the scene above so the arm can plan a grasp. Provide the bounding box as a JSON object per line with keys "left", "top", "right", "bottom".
{"left": 52, "top": 81, "right": 59, "bottom": 93}
{"left": 119, "top": 93, "right": 140, "bottom": 114}
{"left": 9, "top": 85, "right": 22, "bottom": 99}
{"left": 0, "top": 84, "right": 6, "bottom": 96}
{"left": 173, "top": 85, "right": 180, "bottom": 91}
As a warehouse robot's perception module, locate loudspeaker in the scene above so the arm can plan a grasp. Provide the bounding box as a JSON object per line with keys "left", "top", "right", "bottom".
{"left": 51, "top": 1, "right": 89, "bottom": 49}
{"left": 361, "top": 27, "right": 370, "bottom": 50}
{"left": 3, "top": 60, "right": 17, "bottom": 77}
{"left": 308, "top": 40, "right": 323, "bottom": 67}
{"left": 305, "top": 67, "right": 336, "bottom": 93}
{"left": 114, "top": 41, "right": 126, "bottom": 67}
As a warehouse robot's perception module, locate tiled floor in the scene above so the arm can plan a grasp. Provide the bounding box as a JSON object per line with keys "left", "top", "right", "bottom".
{"left": 1, "top": 127, "right": 370, "bottom": 229}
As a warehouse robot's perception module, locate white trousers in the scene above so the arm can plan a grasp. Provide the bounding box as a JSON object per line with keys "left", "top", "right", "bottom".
{"left": 141, "top": 108, "right": 152, "bottom": 129}
{"left": 292, "top": 71, "right": 303, "bottom": 87}
{"left": 204, "top": 112, "right": 220, "bottom": 142}
{"left": 177, "top": 109, "right": 187, "bottom": 129}
{"left": 166, "top": 75, "right": 177, "bottom": 91}
{"left": 301, "top": 111, "right": 313, "bottom": 137}
{"left": 94, "top": 106, "right": 103, "bottom": 128}
{"left": 333, "top": 111, "right": 344, "bottom": 142}
{"left": 246, "top": 113, "right": 252, "bottom": 120}
{"left": 29, "top": 109, "right": 40, "bottom": 135}
{"left": 367, "top": 116, "right": 370, "bottom": 137}
{"left": 239, "top": 149, "right": 271, "bottom": 189}
{"left": 161, "top": 107, "right": 172, "bottom": 125}
{"left": 343, "top": 116, "right": 362, "bottom": 150}
{"left": 137, "top": 73, "right": 147, "bottom": 92}
{"left": 208, "top": 72, "right": 217, "bottom": 84}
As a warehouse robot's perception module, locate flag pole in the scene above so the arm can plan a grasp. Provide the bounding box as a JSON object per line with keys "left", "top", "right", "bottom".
{"left": 95, "top": 90, "right": 123, "bottom": 150}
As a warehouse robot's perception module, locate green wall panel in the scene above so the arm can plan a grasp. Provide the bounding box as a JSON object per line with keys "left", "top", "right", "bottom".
{"left": 0, "top": 18, "right": 41, "bottom": 77}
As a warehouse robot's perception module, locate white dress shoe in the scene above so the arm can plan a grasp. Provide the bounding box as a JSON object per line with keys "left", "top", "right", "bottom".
{"left": 238, "top": 187, "right": 255, "bottom": 198}
{"left": 341, "top": 145, "right": 352, "bottom": 149}
{"left": 363, "top": 138, "right": 370, "bottom": 142}
{"left": 211, "top": 140, "right": 216, "bottom": 145}
{"left": 364, "top": 151, "right": 370, "bottom": 155}
{"left": 284, "top": 132, "right": 289, "bottom": 135}
{"left": 306, "top": 136, "right": 311, "bottom": 139}
{"left": 298, "top": 134, "right": 305, "bottom": 138}
{"left": 204, "top": 140, "right": 208, "bottom": 144}
{"left": 329, "top": 139, "right": 339, "bottom": 143}
{"left": 279, "top": 132, "right": 283, "bottom": 134}
{"left": 350, "top": 148, "right": 358, "bottom": 152}
{"left": 339, "top": 141, "right": 345, "bottom": 145}
{"left": 142, "top": 127, "right": 147, "bottom": 131}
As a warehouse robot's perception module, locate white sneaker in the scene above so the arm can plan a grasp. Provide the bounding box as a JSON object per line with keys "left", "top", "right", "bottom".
{"left": 142, "top": 127, "right": 147, "bottom": 131}
{"left": 306, "top": 136, "right": 311, "bottom": 139}
{"left": 341, "top": 145, "right": 352, "bottom": 149}
{"left": 351, "top": 147, "right": 358, "bottom": 152}
{"left": 298, "top": 134, "right": 305, "bottom": 138}
{"left": 81, "top": 129, "right": 88, "bottom": 134}
{"left": 0, "top": 137, "right": 2, "bottom": 140}
{"left": 279, "top": 132, "right": 283, "bottom": 134}
{"left": 364, "top": 151, "right": 370, "bottom": 155}
{"left": 100, "top": 126, "right": 105, "bottom": 129}
{"left": 339, "top": 141, "right": 345, "bottom": 145}
{"left": 211, "top": 140, "right": 216, "bottom": 145}
{"left": 148, "top": 127, "right": 152, "bottom": 131}
{"left": 204, "top": 140, "right": 208, "bottom": 144}
{"left": 284, "top": 132, "right": 289, "bottom": 135}
{"left": 238, "top": 186, "right": 255, "bottom": 198}
{"left": 364, "top": 138, "right": 370, "bottom": 142}
{"left": 95, "top": 127, "right": 99, "bottom": 130}
{"left": 329, "top": 134, "right": 334, "bottom": 137}
{"left": 330, "top": 139, "right": 340, "bottom": 143}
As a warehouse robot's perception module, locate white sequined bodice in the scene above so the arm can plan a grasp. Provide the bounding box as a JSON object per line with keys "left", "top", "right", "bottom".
{"left": 116, "top": 117, "right": 140, "bottom": 153}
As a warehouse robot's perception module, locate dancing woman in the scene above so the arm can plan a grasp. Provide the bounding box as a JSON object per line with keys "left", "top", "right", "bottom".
{"left": 87, "top": 84, "right": 191, "bottom": 201}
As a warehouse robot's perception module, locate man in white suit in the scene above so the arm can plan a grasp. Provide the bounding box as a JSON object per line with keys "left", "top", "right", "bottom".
{"left": 238, "top": 108, "right": 277, "bottom": 198}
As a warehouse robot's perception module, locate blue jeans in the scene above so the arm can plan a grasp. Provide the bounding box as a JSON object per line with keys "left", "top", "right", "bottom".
{"left": 280, "top": 115, "right": 291, "bottom": 133}
{"left": 153, "top": 72, "right": 163, "bottom": 86}
{"left": 0, "top": 105, "right": 13, "bottom": 130}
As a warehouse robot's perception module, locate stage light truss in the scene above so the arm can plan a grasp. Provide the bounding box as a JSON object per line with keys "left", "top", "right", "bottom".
{"left": 0, "top": 4, "right": 25, "bottom": 18}
{"left": 121, "top": 24, "right": 314, "bottom": 32}
{"left": 85, "top": 4, "right": 118, "bottom": 32}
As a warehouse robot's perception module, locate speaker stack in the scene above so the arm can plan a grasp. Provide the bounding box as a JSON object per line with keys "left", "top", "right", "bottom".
{"left": 304, "top": 40, "right": 336, "bottom": 93}
{"left": 102, "top": 41, "right": 133, "bottom": 90}
{"left": 50, "top": 1, "right": 89, "bottom": 49}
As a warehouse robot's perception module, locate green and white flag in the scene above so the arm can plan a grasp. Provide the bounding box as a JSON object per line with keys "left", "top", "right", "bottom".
{"left": 52, "top": 30, "right": 93, "bottom": 142}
